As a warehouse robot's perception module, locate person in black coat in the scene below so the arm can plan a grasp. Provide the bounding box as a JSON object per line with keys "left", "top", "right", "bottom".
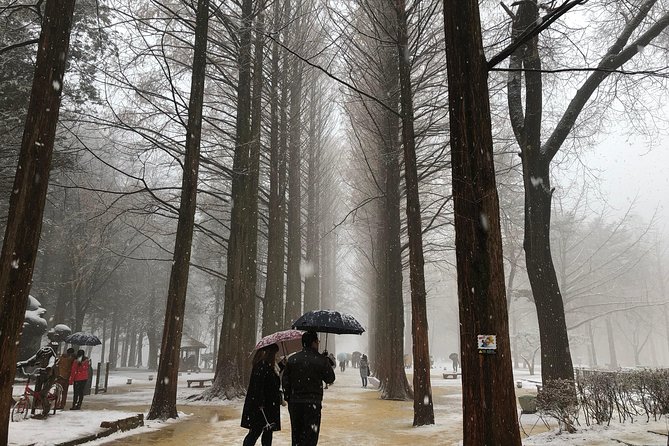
{"left": 282, "top": 331, "right": 336, "bottom": 446}
{"left": 241, "top": 343, "right": 282, "bottom": 446}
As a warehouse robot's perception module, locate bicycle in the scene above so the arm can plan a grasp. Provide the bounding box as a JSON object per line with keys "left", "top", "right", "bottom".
{"left": 11, "top": 367, "right": 64, "bottom": 421}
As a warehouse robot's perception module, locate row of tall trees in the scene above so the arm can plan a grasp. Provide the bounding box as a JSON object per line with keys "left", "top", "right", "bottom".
{"left": 1, "top": 0, "right": 669, "bottom": 442}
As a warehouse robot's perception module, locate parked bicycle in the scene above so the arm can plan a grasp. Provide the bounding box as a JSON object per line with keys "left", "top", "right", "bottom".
{"left": 11, "top": 367, "right": 63, "bottom": 421}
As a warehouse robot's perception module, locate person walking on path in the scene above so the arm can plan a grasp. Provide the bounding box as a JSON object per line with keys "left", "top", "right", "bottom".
{"left": 449, "top": 352, "right": 459, "bottom": 372}
{"left": 69, "top": 350, "right": 90, "bottom": 410}
{"left": 241, "top": 344, "right": 283, "bottom": 446}
{"left": 282, "top": 331, "right": 335, "bottom": 446}
{"left": 359, "top": 354, "right": 370, "bottom": 388}
{"left": 56, "top": 348, "right": 75, "bottom": 409}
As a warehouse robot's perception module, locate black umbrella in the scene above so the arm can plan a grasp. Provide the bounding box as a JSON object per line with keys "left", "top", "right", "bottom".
{"left": 292, "top": 310, "right": 365, "bottom": 335}
{"left": 65, "top": 332, "right": 102, "bottom": 346}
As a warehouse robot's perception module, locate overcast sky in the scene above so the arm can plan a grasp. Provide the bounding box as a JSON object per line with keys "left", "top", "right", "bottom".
{"left": 585, "top": 133, "right": 668, "bottom": 237}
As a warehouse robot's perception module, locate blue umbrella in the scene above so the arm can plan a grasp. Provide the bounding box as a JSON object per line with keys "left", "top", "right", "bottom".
{"left": 65, "top": 332, "right": 101, "bottom": 346}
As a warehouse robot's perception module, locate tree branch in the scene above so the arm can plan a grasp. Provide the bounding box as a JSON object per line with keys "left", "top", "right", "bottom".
{"left": 0, "top": 38, "right": 38, "bottom": 56}
{"left": 487, "top": 0, "right": 589, "bottom": 70}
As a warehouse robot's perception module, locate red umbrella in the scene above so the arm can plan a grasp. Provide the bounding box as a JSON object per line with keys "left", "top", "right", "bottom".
{"left": 254, "top": 329, "right": 304, "bottom": 357}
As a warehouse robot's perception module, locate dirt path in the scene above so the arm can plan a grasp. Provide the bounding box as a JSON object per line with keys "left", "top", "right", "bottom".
{"left": 99, "top": 369, "right": 466, "bottom": 445}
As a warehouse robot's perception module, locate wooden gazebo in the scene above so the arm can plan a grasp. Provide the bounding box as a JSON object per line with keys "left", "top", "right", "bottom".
{"left": 179, "top": 334, "right": 207, "bottom": 372}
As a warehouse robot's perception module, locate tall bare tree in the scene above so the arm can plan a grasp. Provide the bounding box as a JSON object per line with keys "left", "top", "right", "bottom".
{"left": 443, "top": 0, "right": 521, "bottom": 443}
{"left": 262, "top": 0, "right": 288, "bottom": 336}
{"left": 395, "top": 0, "right": 434, "bottom": 426}
{"left": 0, "top": 1, "right": 76, "bottom": 442}
{"left": 284, "top": 0, "right": 306, "bottom": 326}
{"left": 211, "top": 0, "right": 262, "bottom": 398}
{"left": 147, "top": 0, "right": 210, "bottom": 420}
{"left": 504, "top": 0, "right": 669, "bottom": 387}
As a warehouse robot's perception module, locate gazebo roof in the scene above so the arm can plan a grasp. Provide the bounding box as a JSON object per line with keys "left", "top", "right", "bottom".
{"left": 180, "top": 334, "right": 207, "bottom": 350}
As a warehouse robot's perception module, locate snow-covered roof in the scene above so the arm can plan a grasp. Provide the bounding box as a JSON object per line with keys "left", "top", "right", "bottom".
{"left": 180, "top": 334, "right": 207, "bottom": 350}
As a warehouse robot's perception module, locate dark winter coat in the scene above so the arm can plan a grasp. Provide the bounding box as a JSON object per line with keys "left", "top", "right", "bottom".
{"left": 282, "top": 348, "right": 335, "bottom": 404}
{"left": 241, "top": 360, "right": 282, "bottom": 431}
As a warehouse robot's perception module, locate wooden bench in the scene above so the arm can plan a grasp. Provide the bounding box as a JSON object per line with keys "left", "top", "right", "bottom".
{"left": 443, "top": 372, "right": 462, "bottom": 379}
{"left": 187, "top": 378, "right": 213, "bottom": 388}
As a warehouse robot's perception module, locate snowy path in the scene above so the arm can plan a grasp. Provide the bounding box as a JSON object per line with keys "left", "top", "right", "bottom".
{"left": 8, "top": 367, "right": 669, "bottom": 445}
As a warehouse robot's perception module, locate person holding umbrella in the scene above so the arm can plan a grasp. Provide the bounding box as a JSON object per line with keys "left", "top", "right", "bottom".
{"left": 241, "top": 343, "right": 283, "bottom": 446}
{"left": 69, "top": 350, "right": 90, "bottom": 410}
{"left": 282, "top": 331, "right": 335, "bottom": 446}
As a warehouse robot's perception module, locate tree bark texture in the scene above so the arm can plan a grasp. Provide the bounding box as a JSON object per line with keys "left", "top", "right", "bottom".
{"left": 394, "top": 0, "right": 433, "bottom": 426}
{"left": 372, "top": 36, "right": 412, "bottom": 400}
{"left": 379, "top": 109, "right": 412, "bottom": 401}
{"left": 212, "top": 0, "right": 258, "bottom": 399}
{"left": 148, "top": 0, "right": 208, "bottom": 420}
{"left": 443, "top": 1, "right": 521, "bottom": 444}
{"left": 0, "top": 1, "right": 76, "bottom": 442}
{"left": 284, "top": 29, "right": 304, "bottom": 327}
{"left": 262, "top": 0, "right": 287, "bottom": 336}
{"left": 303, "top": 84, "right": 321, "bottom": 313}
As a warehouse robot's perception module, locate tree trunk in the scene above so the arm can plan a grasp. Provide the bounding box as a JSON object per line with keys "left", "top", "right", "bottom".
{"left": 212, "top": 273, "right": 222, "bottom": 369}
{"left": 120, "top": 324, "right": 129, "bottom": 368}
{"left": 587, "top": 321, "right": 597, "bottom": 367}
{"left": 605, "top": 316, "right": 618, "bottom": 368}
{"left": 394, "top": 0, "right": 433, "bottom": 426}
{"left": 108, "top": 312, "right": 118, "bottom": 369}
{"left": 209, "top": 0, "right": 259, "bottom": 400}
{"left": 147, "top": 0, "right": 208, "bottom": 419}
{"left": 379, "top": 109, "right": 412, "bottom": 401}
{"left": 0, "top": 2, "right": 76, "bottom": 441}
{"left": 284, "top": 26, "right": 304, "bottom": 326}
{"left": 128, "top": 325, "right": 138, "bottom": 368}
{"left": 101, "top": 318, "right": 107, "bottom": 367}
{"left": 136, "top": 331, "right": 143, "bottom": 368}
{"left": 262, "top": 0, "right": 287, "bottom": 336}
{"left": 443, "top": 1, "right": 521, "bottom": 444}
{"left": 303, "top": 84, "right": 320, "bottom": 313}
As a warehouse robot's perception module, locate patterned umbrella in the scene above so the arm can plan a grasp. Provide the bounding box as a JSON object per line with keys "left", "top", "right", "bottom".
{"left": 65, "top": 332, "right": 101, "bottom": 346}
{"left": 254, "top": 329, "right": 304, "bottom": 357}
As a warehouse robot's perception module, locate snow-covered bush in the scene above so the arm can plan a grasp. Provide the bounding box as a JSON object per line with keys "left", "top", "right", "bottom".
{"left": 537, "top": 379, "right": 578, "bottom": 433}
{"left": 575, "top": 368, "right": 669, "bottom": 427}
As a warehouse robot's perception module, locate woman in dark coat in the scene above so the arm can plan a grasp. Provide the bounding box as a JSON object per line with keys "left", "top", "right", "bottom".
{"left": 241, "top": 343, "right": 282, "bottom": 446}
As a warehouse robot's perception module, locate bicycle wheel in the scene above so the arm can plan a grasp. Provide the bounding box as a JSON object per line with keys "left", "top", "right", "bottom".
{"left": 49, "top": 383, "right": 63, "bottom": 414}
{"left": 11, "top": 397, "right": 30, "bottom": 422}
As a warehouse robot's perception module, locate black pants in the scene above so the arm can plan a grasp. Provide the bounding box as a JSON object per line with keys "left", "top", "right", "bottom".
{"left": 361, "top": 376, "right": 367, "bottom": 387}
{"left": 288, "top": 402, "right": 322, "bottom": 446}
{"left": 243, "top": 427, "right": 273, "bottom": 446}
{"left": 72, "top": 380, "right": 86, "bottom": 408}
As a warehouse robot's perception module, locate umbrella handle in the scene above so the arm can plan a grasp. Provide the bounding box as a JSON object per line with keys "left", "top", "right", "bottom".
{"left": 324, "top": 333, "right": 329, "bottom": 351}
{"left": 260, "top": 407, "right": 272, "bottom": 430}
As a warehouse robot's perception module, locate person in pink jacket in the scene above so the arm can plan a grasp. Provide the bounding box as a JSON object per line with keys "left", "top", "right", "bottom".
{"left": 69, "top": 350, "right": 90, "bottom": 410}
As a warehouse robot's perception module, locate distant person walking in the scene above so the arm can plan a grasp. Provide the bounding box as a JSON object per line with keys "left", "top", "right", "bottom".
{"left": 241, "top": 344, "right": 282, "bottom": 446}
{"left": 69, "top": 350, "right": 90, "bottom": 410}
{"left": 449, "top": 353, "right": 459, "bottom": 372}
{"left": 359, "top": 354, "right": 370, "bottom": 388}
{"left": 282, "top": 331, "right": 335, "bottom": 445}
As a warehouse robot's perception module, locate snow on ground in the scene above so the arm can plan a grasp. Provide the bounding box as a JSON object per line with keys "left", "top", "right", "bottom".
{"left": 8, "top": 365, "right": 669, "bottom": 445}
{"left": 8, "top": 369, "right": 211, "bottom": 446}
